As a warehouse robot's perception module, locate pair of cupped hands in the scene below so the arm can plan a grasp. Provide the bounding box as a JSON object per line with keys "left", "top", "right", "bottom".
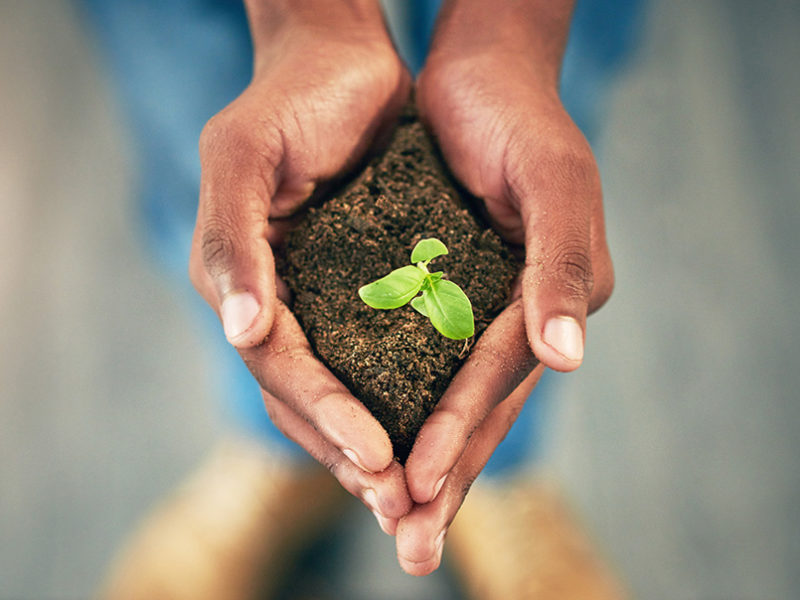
{"left": 189, "top": 2, "right": 612, "bottom": 576}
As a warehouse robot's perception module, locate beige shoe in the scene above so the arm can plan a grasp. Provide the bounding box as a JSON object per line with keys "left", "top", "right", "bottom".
{"left": 447, "top": 478, "right": 627, "bottom": 600}
{"left": 98, "top": 438, "right": 347, "bottom": 600}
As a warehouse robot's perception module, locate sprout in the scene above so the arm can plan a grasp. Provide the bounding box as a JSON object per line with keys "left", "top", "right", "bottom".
{"left": 358, "top": 238, "right": 474, "bottom": 340}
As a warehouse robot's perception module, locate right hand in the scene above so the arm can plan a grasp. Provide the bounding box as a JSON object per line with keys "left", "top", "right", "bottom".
{"left": 189, "top": 2, "right": 413, "bottom": 532}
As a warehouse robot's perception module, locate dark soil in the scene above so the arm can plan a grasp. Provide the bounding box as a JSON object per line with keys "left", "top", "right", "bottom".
{"left": 278, "top": 104, "right": 519, "bottom": 462}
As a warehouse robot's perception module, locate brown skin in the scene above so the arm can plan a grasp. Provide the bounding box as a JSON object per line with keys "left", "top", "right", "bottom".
{"left": 189, "top": 0, "right": 414, "bottom": 526}
{"left": 189, "top": 0, "right": 613, "bottom": 577}
{"left": 398, "top": 0, "right": 614, "bottom": 574}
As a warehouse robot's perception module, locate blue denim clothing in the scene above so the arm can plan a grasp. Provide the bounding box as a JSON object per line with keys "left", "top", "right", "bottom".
{"left": 78, "top": 0, "right": 644, "bottom": 474}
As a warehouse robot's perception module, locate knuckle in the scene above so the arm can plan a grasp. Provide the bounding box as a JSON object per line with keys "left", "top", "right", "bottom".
{"left": 199, "top": 109, "right": 252, "bottom": 154}
{"left": 548, "top": 239, "right": 594, "bottom": 300}
{"left": 200, "top": 108, "right": 282, "bottom": 170}
{"left": 321, "top": 456, "right": 342, "bottom": 479}
{"left": 538, "top": 144, "right": 596, "bottom": 188}
{"left": 507, "top": 139, "right": 598, "bottom": 205}
{"left": 198, "top": 112, "right": 232, "bottom": 158}
{"left": 200, "top": 218, "right": 238, "bottom": 277}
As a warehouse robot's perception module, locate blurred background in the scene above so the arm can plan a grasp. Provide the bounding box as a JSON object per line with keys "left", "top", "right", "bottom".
{"left": 1, "top": 0, "right": 798, "bottom": 598}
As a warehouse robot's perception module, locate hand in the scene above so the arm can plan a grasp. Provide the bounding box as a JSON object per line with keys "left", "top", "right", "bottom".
{"left": 395, "top": 0, "right": 614, "bottom": 574}
{"left": 398, "top": 300, "right": 545, "bottom": 574}
{"left": 189, "top": 1, "right": 413, "bottom": 528}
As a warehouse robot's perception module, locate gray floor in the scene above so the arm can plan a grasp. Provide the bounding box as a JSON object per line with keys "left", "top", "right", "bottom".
{"left": 1, "top": 1, "right": 799, "bottom": 599}
{"left": 548, "top": 2, "right": 800, "bottom": 598}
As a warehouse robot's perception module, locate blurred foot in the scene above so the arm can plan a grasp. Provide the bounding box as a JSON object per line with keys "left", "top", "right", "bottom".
{"left": 98, "top": 438, "right": 347, "bottom": 600}
{"left": 446, "top": 478, "right": 626, "bottom": 600}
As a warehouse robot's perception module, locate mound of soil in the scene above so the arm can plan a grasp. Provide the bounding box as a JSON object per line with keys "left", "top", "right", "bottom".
{"left": 278, "top": 104, "right": 519, "bottom": 462}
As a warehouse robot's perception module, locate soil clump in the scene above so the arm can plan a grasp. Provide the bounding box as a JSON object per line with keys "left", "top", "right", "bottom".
{"left": 279, "top": 105, "right": 519, "bottom": 462}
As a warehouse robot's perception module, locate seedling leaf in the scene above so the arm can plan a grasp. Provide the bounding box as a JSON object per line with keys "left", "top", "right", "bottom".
{"left": 358, "top": 265, "right": 425, "bottom": 309}
{"left": 423, "top": 279, "right": 475, "bottom": 340}
{"left": 411, "top": 238, "right": 448, "bottom": 264}
{"left": 410, "top": 295, "right": 428, "bottom": 317}
{"left": 358, "top": 237, "right": 474, "bottom": 340}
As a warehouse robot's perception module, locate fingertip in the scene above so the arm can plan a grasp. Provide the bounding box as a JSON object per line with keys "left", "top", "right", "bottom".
{"left": 220, "top": 291, "right": 263, "bottom": 346}
{"left": 343, "top": 448, "right": 376, "bottom": 474}
{"left": 343, "top": 436, "right": 394, "bottom": 475}
{"left": 407, "top": 468, "right": 446, "bottom": 505}
{"left": 431, "top": 474, "right": 447, "bottom": 501}
{"left": 531, "top": 315, "right": 585, "bottom": 372}
{"left": 398, "top": 556, "right": 441, "bottom": 577}
{"left": 376, "top": 461, "right": 414, "bottom": 519}
{"left": 376, "top": 425, "right": 397, "bottom": 471}
{"left": 378, "top": 441, "right": 396, "bottom": 473}
{"left": 365, "top": 436, "right": 395, "bottom": 475}
{"left": 397, "top": 529, "right": 446, "bottom": 576}
{"left": 405, "top": 458, "right": 433, "bottom": 504}
{"left": 315, "top": 390, "right": 395, "bottom": 474}
{"left": 220, "top": 292, "right": 275, "bottom": 350}
{"left": 406, "top": 414, "right": 462, "bottom": 504}
{"left": 373, "top": 511, "right": 398, "bottom": 536}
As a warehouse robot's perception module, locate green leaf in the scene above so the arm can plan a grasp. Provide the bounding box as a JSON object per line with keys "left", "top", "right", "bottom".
{"left": 422, "top": 279, "right": 475, "bottom": 340}
{"left": 420, "top": 271, "right": 444, "bottom": 293}
{"left": 410, "top": 295, "right": 428, "bottom": 317}
{"left": 358, "top": 265, "right": 426, "bottom": 309}
{"left": 411, "top": 238, "right": 448, "bottom": 264}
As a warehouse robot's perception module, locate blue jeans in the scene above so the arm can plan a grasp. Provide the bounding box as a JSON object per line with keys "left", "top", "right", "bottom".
{"left": 78, "top": 0, "right": 645, "bottom": 475}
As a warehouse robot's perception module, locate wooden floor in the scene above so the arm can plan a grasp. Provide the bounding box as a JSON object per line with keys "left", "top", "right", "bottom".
{"left": 1, "top": 1, "right": 798, "bottom": 598}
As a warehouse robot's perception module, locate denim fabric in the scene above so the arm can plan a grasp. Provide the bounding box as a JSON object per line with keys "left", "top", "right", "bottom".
{"left": 77, "top": 0, "right": 645, "bottom": 472}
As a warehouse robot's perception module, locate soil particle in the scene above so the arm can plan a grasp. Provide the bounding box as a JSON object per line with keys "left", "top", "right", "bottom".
{"left": 278, "top": 105, "right": 519, "bottom": 462}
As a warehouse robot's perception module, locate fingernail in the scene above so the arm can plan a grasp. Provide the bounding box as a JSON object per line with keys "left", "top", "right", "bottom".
{"left": 373, "top": 510, "right": 394, "bottom": 535}
{"left": 343, "top": 448, "right": 372, "bottom": 473}
{"left": 543, "top": 316, "right": 584, "bottom": 362}
{"left": 431, "top": 475, "right": 447, "bottom": 501}
{"left": 434, "top": 529, "right": 446, "bottom": 560}
{"left": 220, "top": 292, "right": 259, "bottom": 343}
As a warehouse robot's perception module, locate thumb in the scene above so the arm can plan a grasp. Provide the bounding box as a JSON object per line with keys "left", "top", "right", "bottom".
{"left": 196, "top": 214, "right": 276, "bottom": 349}
{"left": 516, "top": 151, "right": 600, "bottom": 372}
{"left": 190, "top": 118, "right": 280, "bottom": 349}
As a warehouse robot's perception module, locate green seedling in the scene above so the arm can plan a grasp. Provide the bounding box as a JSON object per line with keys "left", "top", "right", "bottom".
{"left": 358, "top": 238, "right": 474, "bottom": 340}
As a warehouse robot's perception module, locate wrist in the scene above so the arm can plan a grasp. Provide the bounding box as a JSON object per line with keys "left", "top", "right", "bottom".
{"left": 245, "top": 0, "right": 391, "bottom": 60}
{"left": 428, "top": 0, "right": 575, "bottom": 92}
